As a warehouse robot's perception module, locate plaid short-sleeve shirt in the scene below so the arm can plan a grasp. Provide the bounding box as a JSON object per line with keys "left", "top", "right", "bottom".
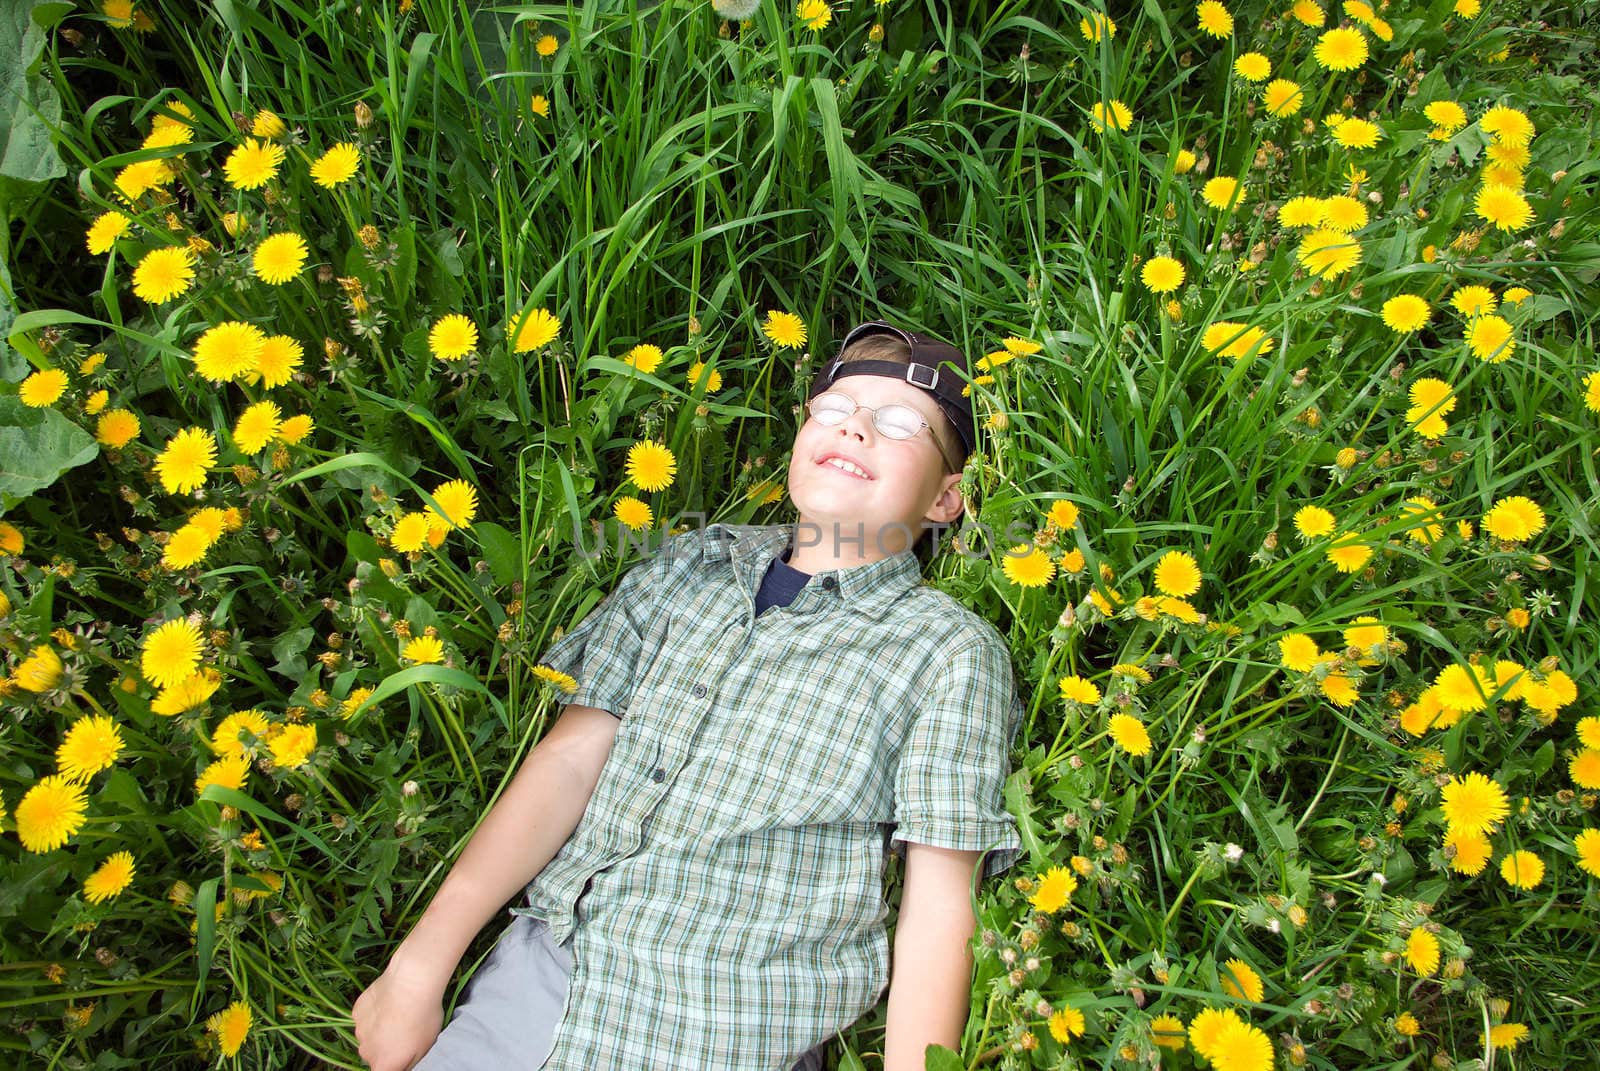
{"left": 516, "top": 522, "right": 1022, "bottom": 1071}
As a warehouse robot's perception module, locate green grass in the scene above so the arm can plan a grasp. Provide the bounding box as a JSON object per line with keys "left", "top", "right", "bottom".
{"left": 3, "top": 0, "right": 1599, "bottom": 1067}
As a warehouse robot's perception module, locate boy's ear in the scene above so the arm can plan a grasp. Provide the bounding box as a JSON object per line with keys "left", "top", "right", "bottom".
{"left": 924, "top": 471, "right": 965, "bottom": 525}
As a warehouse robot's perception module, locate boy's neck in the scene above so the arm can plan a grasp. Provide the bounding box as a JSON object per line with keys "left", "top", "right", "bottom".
{"left": 784, "top": 517, "right": 919, "bottom": 574}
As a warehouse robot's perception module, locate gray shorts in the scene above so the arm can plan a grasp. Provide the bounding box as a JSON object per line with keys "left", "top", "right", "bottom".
{"left": 414, "top": 915, "right": 828, "bottom": 1070}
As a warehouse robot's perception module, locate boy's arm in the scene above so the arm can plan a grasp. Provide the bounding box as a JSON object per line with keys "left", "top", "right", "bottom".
{"left": 882, "top": 843, "right": 984, "bottom": 1071}
{"left": 352, "top": 702, "right": 620, "bottom": 1071}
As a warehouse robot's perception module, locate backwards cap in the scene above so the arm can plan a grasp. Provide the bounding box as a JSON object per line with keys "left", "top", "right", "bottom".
{"left": 807, "top": 320, "right": 978, "bottom": 458}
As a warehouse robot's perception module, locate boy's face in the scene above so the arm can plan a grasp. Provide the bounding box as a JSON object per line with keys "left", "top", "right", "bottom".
{"left": 786, "top": 374, "right": 965, "bottom": 560}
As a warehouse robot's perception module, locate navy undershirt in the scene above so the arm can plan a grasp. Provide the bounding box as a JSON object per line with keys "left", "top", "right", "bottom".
{"left": 754, "top": 547, "right": 812, "bottom": 615}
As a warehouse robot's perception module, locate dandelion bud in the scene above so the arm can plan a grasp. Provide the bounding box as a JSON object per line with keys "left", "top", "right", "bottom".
{"left": 1023, "top": 956, "right": 1040, "bottom": 972}
{"left": 284, "top": 793, "right": 304, "bottom": 812}
{"left": 981, "top": 929, "right": 999, "bottom": 948}
{"left": 1000, "top": 947, "right": 1018, "bottom": 965}
{"left": 868, "top": 22, "right": 883, "bottom": 42}
{"left": 1007, "top": 969, "right": 1027, "bottom": 987}
{"left": 1067, "top": 754, "right": 1084, "bottom": 770}
{"left": 1018, "top": 1032, "right": 1038, "bottom": 1052}
{"left": 355, "top": 100, "right": 373, "bottom": 128}
{"left": 402, "top": 779, "right": 421, "bottom": 797}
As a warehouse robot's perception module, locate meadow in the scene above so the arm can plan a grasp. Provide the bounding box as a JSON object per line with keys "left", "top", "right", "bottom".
{"left": 2, "top": 0, "right": 1598, "bottom": 1068}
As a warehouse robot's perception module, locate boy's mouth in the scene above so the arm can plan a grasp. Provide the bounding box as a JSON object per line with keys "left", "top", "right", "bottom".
{"left": 815, "top": 452, "right": 874, "bottom": 480}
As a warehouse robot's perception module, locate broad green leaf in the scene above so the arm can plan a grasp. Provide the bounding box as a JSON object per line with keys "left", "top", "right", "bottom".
{"left": 0, "top": 395, "right": 98, "bottom": 511}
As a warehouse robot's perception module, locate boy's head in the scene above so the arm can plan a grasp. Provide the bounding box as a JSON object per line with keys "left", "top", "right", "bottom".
{"left": 786, "top": 321, "right": 976, "bottom": 562}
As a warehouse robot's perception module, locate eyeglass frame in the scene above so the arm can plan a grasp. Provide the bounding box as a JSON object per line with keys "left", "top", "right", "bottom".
{"left": 805, "top": 390, "right": 965, "bottom": 475}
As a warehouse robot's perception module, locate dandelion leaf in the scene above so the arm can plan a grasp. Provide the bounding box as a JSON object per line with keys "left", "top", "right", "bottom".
{"left": 0, "top": 2, "right": 69, "bottom": 200}
{"left": 922, "top": 1045, "right": 964, "bottom": 1071}
{"left": 270, "top": 627, "right": 317, "bottom": 680}
{"left": 0, "top": 395, "right": 98, "bottom": 511}
{"left": 474, "top": 520, "right": 524, "bottom": 586}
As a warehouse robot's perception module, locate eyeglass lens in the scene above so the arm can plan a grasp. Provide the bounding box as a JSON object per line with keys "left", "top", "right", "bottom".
{"left": 810, "top": 394, "right": 924, "bottom": 439}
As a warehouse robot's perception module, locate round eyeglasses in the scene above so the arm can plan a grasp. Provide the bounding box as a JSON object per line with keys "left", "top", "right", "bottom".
{"left": 806, "top": 391, "right": 961, "bottom": 473}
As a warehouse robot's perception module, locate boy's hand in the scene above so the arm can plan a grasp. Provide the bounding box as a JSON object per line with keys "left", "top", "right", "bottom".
{"left": 352, "top": 965, "right": 446, "bottom": 1071}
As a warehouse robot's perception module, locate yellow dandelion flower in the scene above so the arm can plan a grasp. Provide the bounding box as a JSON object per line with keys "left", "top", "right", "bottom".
{"left": 1201, "top": 321, "right": 1271, "bottom": 360}
{"left": 1326, "top": 534, "right": 1372, "bottom": 573}
{"left": 531, "top": 664, "right": 578, "bottom": 693}
{"left": 277, "top": 414, "right": 314, "bottom": 444}
{"left": 86, "top": 211, "right": 132, "bottom": 255}
{"left": 1030, "top": 866, "right": 1078, "bottom": 913}
{"left": 1482, "top": 495, "right": 1545, "bottom": 541}
{"left": 268, "top": 723, "right": 317, "bottom": 769}
{"left": 1474, "top": 183, "right": 1533, "bottom": 232}
{"left": 1440, "top": 771, "right": 1509, "bottom": 836}
{"left": 1291, "top": 0, "right": 1325, "bottom": 26}
{"left": 1080, "top": 13, "right": 1116, "bottom": 41}
{"left": 1207, "top": 1016, "right": 1274, "bottom": 1071}
{"left": 192, "top": 321, "right": 267, "bottom": 383}
{"left": 1220, "top": 958, "right": 1265, "bottom": 1003}
{"left": 1424, "top": 100, "right": 1467, "bottom": 132}
{"left": 1091, "top": 99, "right": 1134, "bottom": 132}
{"left": 113, "top": 158, "right": 174, "bottom": 201}
{"left": 1479, "top": 105, "right": 1534, "bottom": 146}
{"left": 1292, "top": 505, "right": 1335, "bottom": 540}
{"left": 1481, "top": 1022, "right": 1530, "bottom": 1051}
{"left": 1141, "top": 256, "right": 1185, "bottom": 293}
{"left": 161, "top": 523, "right": 213, "bottom": 570}
{"left": 152, "top": 668, "right": 222, "bottom": 716}
{"left": 18, "top": 368, "right": 68, "bottom": 408}
{"left": 252, "top": 335, "right": 303, "bottom": 389}
{"left": 212, "top": 710, "right": 271, "bottom": 760}
{"left": 402, "top": 635, "right": 444, "bottom": 664}
{"left": 613, "top": 496, "right": 653, "bottom": 531}
{"left": 1383, "top": 295, "right": 1431, "bottom": 333}
{"left": 1108, "top": 713, "right": 1152, "bottom": 756}
{"left": 1297, "top": 227, "right": 1361, "bottom": 277}
{"left": 222, "top": 139, "right": 284, "bottom": 190}
{"left": 1233, "top": 52, "right": 1271, "bottom": 81}
{"left": 1059, "top": 547, "right": 1086, "bottom": 574}
{"left": 429, "top": 313, "right": 478, "bottom": 361}
{"left": 251, "top": 232, "right": 309, "bottom": 285}
{"left": 1320, "top": 195, "right": 1368, "bottom": 232}
{"left": 1450, "top": 285, "right": 1497, "bottom": 317}
{"left": 153, "top": 427, "right": 217, "bottom": 494}
{"left": 626, "top": 441, "right": 677, "bottom": 492}
{"left": 530, "top": 94, "right": 550, "bottom": 118}
{"left": 1568, "top": 749, "right": 1600, "bottom": 790}
{"left": 250, "top": 109, "right": 286, "bottom": 138}
{"left": 1332, "top": 117, "right": 1381, "bottom": 149}
{"left": 1195, "top": 0, "right": 1233, "bottom": 38}
{"left": 1059, "top": 675, "right": 1101, "bottom": 705}
{"left": 1263, "top": 78, "right": 1304, "bottom": 117}
{"left": 1173, "top": 148, "right": 1197, "bottom": 174}
{"left": 206, "top": 1001, "right": 252, "bottom": 1058}
{"left": 339, "top": 689, "right": 374, "bottom": 721}
{"left": 1400, "top": 496, "right": 1445, "bottom": 544}
{"left": 1405, "top": 927, "right": 1440, "bottom": 976}
{"left": 391, "top": 512, "right": 432, "bottom": 554}
{"left": 1499, "top": 850, "right": 1544, "bottom": 890}
{"left": 1445, "top": 827, "right": 1492, "bottom": 874}
{"left": 1001, "top": 544, "right": 1055, "bottom": 588}
{"left": 1151, "top": 1013, "right": 1187, "bottom": 1050}
{"left": 762, "top": 310, "right": 807, "bottom": 348}
{"left": 1577, "top": 716, "right": 1600, "bottom": 749}
{"left": 1201, "top": 176, "right": 1245, "bottom": 211}
{"left": 310, "top": 142, "right": 361, "bottom": 188}
{"left": 141, "top": 618, "right": 203, "bottom": 689}
{"left": 1573, "top": 828, "right": 1600, "bottom": 879}
{"left": 687, "top": 360, "right": 722, "bottom": 393}
{"left": 623, "top": 342, "right": 663, "bottom": 373}
{"left": 1313, "top": 26, "right": 1368, "bottom": 71}
{"left": 426, "top": 479, "right": 479, "bottom": 533}
{"left": 1048, "top": 1005, "right": 1087, "bottom": 1043}
{"left": 1153, "top": 550, "right": 1201, "bottom": 598}
{"left": 15, "top": 776, "right": 89, "bottom": 852}
{"left": 131, "top": 246, "right": 196, "bottom": 304}
{"left": 83, "top": 850, "right": 136, "bottom": 904}
{"left": 55, "top": 715, "right": 125, "bottom": 782}
{"left": 795, "top": 0, "right": 831, "bottom": 30}
{"left": 512, "top": 308, "right": 561, "bottom": 353}
{"left": 1188, "top": 1008, "right": 1239, "bottom": 1061}
{"left": 233, "top": 400, "right": 282, "bottom": 454}
{"left": 1278, "top": 195, "right": 1324, "bottom": 228}
{"left": 1047, "top": 500, "right": 1079, "bottom": 530}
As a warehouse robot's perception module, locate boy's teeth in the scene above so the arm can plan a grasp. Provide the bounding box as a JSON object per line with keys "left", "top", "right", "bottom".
{"left": 826, "top": 457, "right": 868, "bottom": 478}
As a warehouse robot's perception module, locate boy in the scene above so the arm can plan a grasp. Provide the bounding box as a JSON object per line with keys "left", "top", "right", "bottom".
{"left": 353, "top": 320, "right": 1024, "bottom": 1071}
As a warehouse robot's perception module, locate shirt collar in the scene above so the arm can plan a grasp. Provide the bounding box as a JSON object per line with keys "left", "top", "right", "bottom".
{"left": 703, "top": 522, "right": 923, "bottom": 619}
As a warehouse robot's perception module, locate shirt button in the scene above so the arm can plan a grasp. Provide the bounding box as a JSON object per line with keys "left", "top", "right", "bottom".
{"left": 651, "top": 767, "right": 666, "bottom": 783}
{"left": 821, "top": 576, "right": 837, "bottom": 591}
{"left": 691, "top": 682, "right": 707, "bottom": 698}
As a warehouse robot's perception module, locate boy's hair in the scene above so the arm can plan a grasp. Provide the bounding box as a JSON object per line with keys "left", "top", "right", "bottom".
{"left": 830, "top": 332, "right": 971, "bottom": 565}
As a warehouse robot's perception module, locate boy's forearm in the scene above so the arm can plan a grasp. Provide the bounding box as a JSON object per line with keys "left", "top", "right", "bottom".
{"left": 882, "top": 913, "right": 975, "bottom": 1071}
{"left": 388, "top": 707, "right": 616, "bottom": 986}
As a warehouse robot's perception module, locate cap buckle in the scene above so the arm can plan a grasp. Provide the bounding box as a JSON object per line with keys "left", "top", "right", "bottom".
{"left": 905, "top": 363, "right": 939, "bottom": 390}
